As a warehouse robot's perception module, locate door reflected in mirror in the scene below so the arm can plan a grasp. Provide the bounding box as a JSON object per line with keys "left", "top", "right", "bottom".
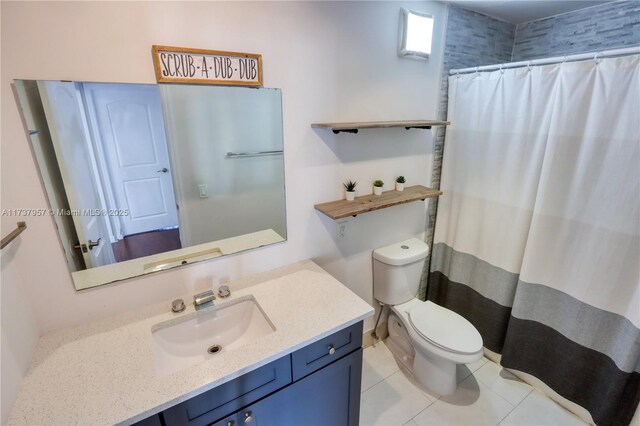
{"left": 14, "top": 80, "right": 286, "bottom": 290}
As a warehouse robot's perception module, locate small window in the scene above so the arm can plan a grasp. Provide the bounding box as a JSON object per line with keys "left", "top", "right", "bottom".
{"left": 398, "top": 8, "right": 434, "bottom": 60}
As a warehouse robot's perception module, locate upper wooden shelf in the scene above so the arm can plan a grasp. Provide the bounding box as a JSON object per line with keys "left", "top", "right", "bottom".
{"left": 311, "top": 120, "right": 450, "bottom": 134}
{"left": 315, "top": 185, "right": 442, "bottom": 220}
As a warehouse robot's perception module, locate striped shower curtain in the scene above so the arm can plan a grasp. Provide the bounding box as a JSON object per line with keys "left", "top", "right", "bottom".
{"left": 428, "top": 55, "right": 639, "bottom": 426}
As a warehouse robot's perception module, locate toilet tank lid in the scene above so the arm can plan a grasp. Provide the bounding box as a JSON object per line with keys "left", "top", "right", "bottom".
{"left": 373, "top": 238, "right": 429, "bottom": 266}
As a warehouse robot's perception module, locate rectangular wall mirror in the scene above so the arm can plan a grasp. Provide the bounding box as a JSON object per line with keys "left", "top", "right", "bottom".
{"left": 14, "top": 80, "right": 287, "bottom": 290}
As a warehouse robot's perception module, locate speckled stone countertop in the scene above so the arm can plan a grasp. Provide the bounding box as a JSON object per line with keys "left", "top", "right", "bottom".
{"left": 8, "top": 260, "right": 374, "bottom": 426}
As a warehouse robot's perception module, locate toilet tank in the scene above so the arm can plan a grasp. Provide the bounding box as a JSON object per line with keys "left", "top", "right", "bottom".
{"left": 373, "top": 238, "right": 429, "bottom": 305}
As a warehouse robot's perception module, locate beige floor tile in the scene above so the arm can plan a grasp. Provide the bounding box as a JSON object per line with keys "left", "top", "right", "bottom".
{"left": 457, "top": 356, "right": 490, "bottom": 383}
{"left": 360, "top": 370, "right": 434, "bottom": 426}
{"left": 362, "top": 341, "right": 401, "bottom": 393}
{"left": 473, "top": 361, "right": 533, "bottom": 406}
{"left": 468, "top": 356, "right": 490, "bottom": 373}
{"left": 360, "top": 340, "right": 583, "bottom": 426}
{"left": 500, "top": 390, "right": 587, "bottom": 426}
{"left": 412, "top": 375, "right": 514, "bottom": 426}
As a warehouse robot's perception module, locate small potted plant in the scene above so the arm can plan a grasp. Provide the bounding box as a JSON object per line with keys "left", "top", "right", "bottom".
{"left": 343, "top": 180, "right": 357, "bottom": 201}
{"left": 373, "top": 179, "right": 384, "bottom": 196}
{"left": 396, "top": 176, "right": 406, "bottom": 191}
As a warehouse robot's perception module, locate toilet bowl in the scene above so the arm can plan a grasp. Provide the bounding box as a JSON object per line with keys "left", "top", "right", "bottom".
{"left": 387, "top": 298, "right": 483, "bottom": 395}
{"left": 373, "top": 238, "right": 483, "bottom": 395}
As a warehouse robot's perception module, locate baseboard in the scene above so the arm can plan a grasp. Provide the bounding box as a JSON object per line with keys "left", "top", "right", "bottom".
{"left": 363, "top": 321, "right": 389, "bottom": 348}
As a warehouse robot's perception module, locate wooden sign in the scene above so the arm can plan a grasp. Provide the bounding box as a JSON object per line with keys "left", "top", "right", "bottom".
{"left": 152, "top": 45, "right": 263, "bottom": 86}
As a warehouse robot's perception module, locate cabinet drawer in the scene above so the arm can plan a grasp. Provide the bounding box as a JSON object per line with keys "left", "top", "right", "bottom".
{"left": 162, "top": 355, "right": 292, "bottom": 426}
{"left": 291, "top": 321, "right": 363, "bottom": 380}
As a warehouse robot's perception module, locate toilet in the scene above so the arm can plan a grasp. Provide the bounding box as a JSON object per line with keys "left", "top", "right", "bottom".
{"left": 373, "top": 238, "right": 483, "bottom": 395}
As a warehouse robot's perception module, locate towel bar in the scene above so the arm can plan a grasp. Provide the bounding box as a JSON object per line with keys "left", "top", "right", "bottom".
{"left": 1, "top": 221, "right": 27, "bottom": 249}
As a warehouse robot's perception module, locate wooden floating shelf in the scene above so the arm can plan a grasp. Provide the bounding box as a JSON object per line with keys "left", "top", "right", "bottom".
{"left": 311, "top": 120, "right": 450, "bottom": 134}
{"left": 315, "top": 185, "right": 442, "bottom": 220}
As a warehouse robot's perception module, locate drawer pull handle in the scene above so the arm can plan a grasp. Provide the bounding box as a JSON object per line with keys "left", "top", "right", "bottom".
{"left": 244, "top": 411, "right": 253, "bottom": 423}
{"left": 227, "top": 421, "right": 235, "bottom": 426}
{"left": 328, "top": 345, "right": 336, "bottom": 355}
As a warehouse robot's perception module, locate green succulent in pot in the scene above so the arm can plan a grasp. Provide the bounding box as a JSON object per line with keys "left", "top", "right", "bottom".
{"left": 344, "top": 180, "right": 357, "bottom": 201}
{"left": 373, "top": 179, "right": 384, "bottom": 195}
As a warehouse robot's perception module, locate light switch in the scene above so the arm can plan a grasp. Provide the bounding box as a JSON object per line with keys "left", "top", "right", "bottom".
{"left": 198, "top": 184, "right": 208, "bottom": 198}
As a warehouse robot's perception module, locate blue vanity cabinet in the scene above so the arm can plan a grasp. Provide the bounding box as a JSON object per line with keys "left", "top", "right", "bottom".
{"left": 141, "top": 321, "right": 363, "bottom": 426}
{"left": 229, "top": 347, "right": 363, "bottom": 426}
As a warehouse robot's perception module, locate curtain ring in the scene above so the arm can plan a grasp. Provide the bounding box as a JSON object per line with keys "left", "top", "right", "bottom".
{"left": 594, "top": 53, "right": 601, "bottom": 65}
{"left": 527, "top": 61, "right": 531, "bottom": 72}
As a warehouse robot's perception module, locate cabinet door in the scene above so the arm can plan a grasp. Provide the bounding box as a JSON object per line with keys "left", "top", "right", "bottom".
{"left": 237, "top": 348, "right": 362, "bottom": 426}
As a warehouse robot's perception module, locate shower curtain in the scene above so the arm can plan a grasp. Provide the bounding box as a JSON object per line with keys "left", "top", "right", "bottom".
{"left": 428, "top": 55, "right": 639, "bottom": 426}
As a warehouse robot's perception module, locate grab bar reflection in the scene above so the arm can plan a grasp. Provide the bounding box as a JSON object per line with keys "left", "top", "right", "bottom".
{"left": 1, "top": 221, "right": 27, "bottom": 249}
{"left": 226, "top": 150, "right": 283, "bottom": 158}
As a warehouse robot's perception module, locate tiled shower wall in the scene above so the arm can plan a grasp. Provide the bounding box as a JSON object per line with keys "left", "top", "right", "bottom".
{"left": 420, "top": 0, "right": 640, "bottom": 298}
{"left": 513, "top": 0, "right": 640, "bottom": 61}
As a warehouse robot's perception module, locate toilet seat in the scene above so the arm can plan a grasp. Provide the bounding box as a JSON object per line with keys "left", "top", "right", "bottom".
{"left": 407, "top": 301, "right": 483, "bottom": 355}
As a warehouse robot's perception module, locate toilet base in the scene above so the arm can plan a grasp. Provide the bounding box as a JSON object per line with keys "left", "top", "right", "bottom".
{"left": 386, "top": 311, "right": 468, "bottom": 396}
{"left": 413, "top": 350, "right": 457, "bottom": 395}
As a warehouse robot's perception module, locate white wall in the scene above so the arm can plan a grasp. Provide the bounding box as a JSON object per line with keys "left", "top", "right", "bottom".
{"left": 0, "top": 245, "right": 40, "bottom": 424}
{"left": 1, "top": 1, "right": 446, "bottom": 336}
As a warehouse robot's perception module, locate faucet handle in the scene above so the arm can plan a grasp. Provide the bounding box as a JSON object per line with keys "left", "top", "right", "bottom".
{"left": 171, "top": 299, "right": 186, "bottom": 313}
{"left": 218, "top": 285, "right": 231, "bottom": 298}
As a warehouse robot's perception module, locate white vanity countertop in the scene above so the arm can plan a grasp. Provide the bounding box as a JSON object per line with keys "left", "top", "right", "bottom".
{"left": 8, "top": 260, "right": 374, "bottom": 426}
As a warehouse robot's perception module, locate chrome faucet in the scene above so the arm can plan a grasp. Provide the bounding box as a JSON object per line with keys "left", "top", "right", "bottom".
{"left": 193, "top": 290, "right": 216, "bottom": 310}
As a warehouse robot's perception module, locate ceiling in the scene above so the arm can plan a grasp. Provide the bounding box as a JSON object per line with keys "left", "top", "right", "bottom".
{"left": 444, "top": 0, "right": 614, "bottom": 24}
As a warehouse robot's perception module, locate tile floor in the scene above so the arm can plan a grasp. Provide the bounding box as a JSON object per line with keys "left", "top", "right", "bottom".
{"left": 360, "top": 341, "right": 588, "bottom": 426}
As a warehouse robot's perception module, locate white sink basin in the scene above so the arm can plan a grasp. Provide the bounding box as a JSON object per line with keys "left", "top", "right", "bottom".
{"left": 151, "top": 296, "right": 275, "bottom": 376}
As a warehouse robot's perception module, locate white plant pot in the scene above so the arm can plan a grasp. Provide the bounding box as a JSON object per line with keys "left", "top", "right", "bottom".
{"left": 345, "top": 190, "right": 356, "bottom": 201}
{"left": 373, "top": 186, "right": 383, "bottom": 196}
{"left": 396, "top": 182, "right": 405, "bottom": 191}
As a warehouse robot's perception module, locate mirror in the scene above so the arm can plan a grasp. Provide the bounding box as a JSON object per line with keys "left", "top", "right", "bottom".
{"left": 14, "top": 80, "right": 286, "bottom": 290}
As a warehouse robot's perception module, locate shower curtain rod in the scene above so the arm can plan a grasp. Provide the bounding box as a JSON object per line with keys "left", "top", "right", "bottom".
{"left": 449, "top": 46, "right": 640, "bottom": 75}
